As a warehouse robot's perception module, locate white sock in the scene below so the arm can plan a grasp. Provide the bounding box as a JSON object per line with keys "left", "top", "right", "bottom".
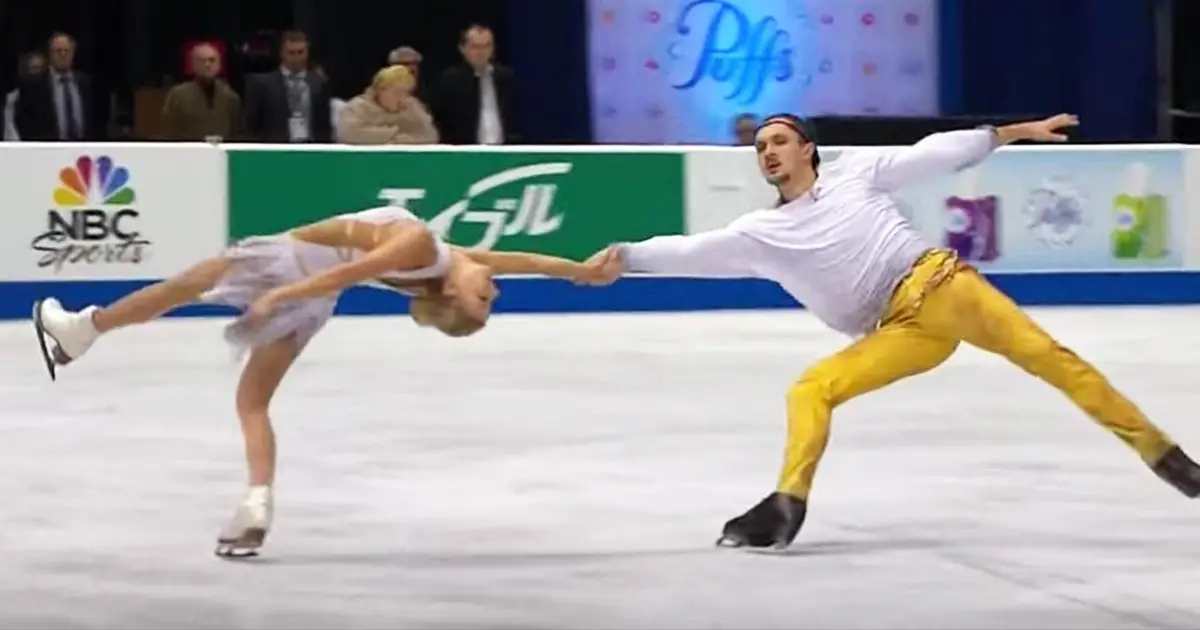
{"left": 79, "top": 306, "right": 100, "bottom": 336}
{"left": 244, "top": 485, "right": 272, "bottom": 507}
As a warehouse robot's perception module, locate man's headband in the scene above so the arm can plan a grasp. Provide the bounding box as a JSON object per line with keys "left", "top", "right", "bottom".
{"left": 754, "top": 113, "right": 822, "bottom": 184}
{"left": 756, "top": 114, "right": 816, "bottom": 144}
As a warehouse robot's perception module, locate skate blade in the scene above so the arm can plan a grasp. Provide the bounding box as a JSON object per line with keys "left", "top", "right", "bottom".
{"left": 715, "top": 535, "right": 790, "bottom": 552}
{"left": 215, "top": 528, "right": 267, "bottom": 560}
{"left": 31, "top": 299, "right": 57, "bottom": 382}
{"left": 716, "top": 535, "right": 745, "bottom": 548}
{"left": 215, "top": 544, "right": 259, "bottom": 559}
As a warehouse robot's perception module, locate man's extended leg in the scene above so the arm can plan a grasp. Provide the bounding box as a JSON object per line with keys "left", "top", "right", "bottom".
{"left": 719, "top": 324, "right": 959, "bottom": 548}
{"left": 777, "top": 327, "right": 960, "bottom": 498}
{"left": 920, "top": 267, "right": 1200, "bottom": 497}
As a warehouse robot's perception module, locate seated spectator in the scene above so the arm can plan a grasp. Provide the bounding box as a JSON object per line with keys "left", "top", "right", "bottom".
{"left": 336, "top": 65, "right": 437, "bottom": 145}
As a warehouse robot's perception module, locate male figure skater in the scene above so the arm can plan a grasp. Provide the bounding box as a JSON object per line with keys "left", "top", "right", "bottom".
{"left": 585, "top": 114, "right": 1200, "bottom": 549}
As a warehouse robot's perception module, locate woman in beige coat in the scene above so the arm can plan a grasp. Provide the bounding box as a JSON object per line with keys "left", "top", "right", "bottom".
{"left": 336, "top": 65, "right": 439, "bottom": 145}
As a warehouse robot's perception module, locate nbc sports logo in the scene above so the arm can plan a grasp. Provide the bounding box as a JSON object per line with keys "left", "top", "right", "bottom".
{"left": 53, "top": 155, "right": 136, "bottom": 206}
{"left": 32, "top": 155, "right": 151, "bottom": 272}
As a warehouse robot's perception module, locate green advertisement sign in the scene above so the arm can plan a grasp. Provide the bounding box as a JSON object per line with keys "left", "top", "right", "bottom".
{"left": 226, "top": 149, "right": 685, "bottom": 259}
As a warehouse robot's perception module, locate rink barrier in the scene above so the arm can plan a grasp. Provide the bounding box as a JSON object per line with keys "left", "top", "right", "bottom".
{"left": 4, "top": 272, "right": 1200, "bottom": 321}
{"left": 1, "top": 142, "right": 1198, "bottom": 321}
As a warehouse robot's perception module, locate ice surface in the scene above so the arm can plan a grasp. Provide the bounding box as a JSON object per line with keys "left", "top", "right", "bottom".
{"left": 1, "top": 307, "right": 1199, "bottom": 629}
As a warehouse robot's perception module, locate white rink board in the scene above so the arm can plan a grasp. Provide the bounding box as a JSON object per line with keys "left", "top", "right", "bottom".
{"left": 0, "top": 143, "right": 226, "bottom": 281}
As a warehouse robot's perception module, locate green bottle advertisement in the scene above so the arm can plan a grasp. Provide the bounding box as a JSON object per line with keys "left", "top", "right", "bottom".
{"left": 1111, "top": 162, "right": 1168, "bottom": 260}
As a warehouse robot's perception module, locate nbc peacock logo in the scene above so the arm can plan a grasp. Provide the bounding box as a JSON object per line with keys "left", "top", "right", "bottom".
{"left": 32, "top": 155, "right": 151, "bottom": 272}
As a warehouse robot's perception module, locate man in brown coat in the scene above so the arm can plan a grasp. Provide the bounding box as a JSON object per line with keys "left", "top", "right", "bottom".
{"left": 160, "top": 43, "right": 241, "bottom": 141}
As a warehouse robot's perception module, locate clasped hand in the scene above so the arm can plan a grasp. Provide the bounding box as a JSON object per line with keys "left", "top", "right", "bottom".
{"left": 573, "top": 246, "right": 624, "bottom": 286}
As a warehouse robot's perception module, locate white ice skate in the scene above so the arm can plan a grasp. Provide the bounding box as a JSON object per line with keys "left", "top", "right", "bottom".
{"left": 215, "top": 487, "right": 273, "bottom": 559}
{"left": 31, "top": 298, "right": 99, "bottom": 381}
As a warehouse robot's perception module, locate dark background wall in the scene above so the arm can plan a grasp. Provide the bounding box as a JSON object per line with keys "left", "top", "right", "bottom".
{"left": 942, "top": 0, "right": 1161, "bottom": 142}
{"left": 0, "top": 0, "right": 1189, "bottom": 143}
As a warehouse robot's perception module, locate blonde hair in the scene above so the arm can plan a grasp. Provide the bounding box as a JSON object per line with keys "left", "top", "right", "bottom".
{"left": 409, "top": 295, "right": 485, "bottom": 338}
{"left": 371, "top": 64, "right": 414, "bottom": 93}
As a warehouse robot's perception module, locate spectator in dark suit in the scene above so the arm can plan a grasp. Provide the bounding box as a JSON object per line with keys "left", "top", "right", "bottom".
{"left": 242, "top": 30, "right": 333, "bottom": 143}
{"left": 15, "top": 33, "right": 101, "bottom": 141}
{"left": 430, "top": 24, "right": 517, "bottom": 145}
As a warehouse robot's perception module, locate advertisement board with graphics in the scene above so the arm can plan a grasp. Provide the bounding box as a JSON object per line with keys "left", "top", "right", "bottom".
{"left": 1, "top": 142, "right": 1198, "bottom": 322}
{"left": 891, "top": 148, "right": 1187, "bottom": 272}
{"left": 226, "top": 148, "right": 686, "bottom": 261}
{"left": 586, "top": 0, "right": 939, "bottom": 144}
{"left": 0, "top": 144, "right": 226, "bottom": 281}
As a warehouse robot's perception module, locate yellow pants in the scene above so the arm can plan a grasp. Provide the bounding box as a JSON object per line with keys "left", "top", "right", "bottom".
{"left": 777, "top": 249, "right": 1177, "bottom": 498}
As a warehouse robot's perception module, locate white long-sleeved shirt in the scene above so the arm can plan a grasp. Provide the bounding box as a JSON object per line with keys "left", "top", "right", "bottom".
{"left": 619, "top": 128, "right": 999, "bottom": 336}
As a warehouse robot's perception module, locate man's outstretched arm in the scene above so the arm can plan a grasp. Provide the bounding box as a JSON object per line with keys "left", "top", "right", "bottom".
{"left": 863, "top": 113, "right": 1080, "bottom": 191}
{"left": 579, "top": 227, "right": 764, "bottom": 284}
{"left": 614, "top": 228, "right": 761, "bottom": 278}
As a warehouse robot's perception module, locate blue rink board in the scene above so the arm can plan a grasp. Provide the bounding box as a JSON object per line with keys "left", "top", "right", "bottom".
{"left": 2, "top": 272, "right": 1200, "bottom": 320}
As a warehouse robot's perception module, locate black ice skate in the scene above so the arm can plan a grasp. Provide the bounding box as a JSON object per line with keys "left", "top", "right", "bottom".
{"left": 1153, "top": 445, "right": 1200, "bottom": 498}
{"left": 716, "top": 492, "right": 808, "bottom": 550}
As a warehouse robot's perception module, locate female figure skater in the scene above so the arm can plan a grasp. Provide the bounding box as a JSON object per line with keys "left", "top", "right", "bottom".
{"left": 32, "top": 204, "right": 611, "bottom": 557}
